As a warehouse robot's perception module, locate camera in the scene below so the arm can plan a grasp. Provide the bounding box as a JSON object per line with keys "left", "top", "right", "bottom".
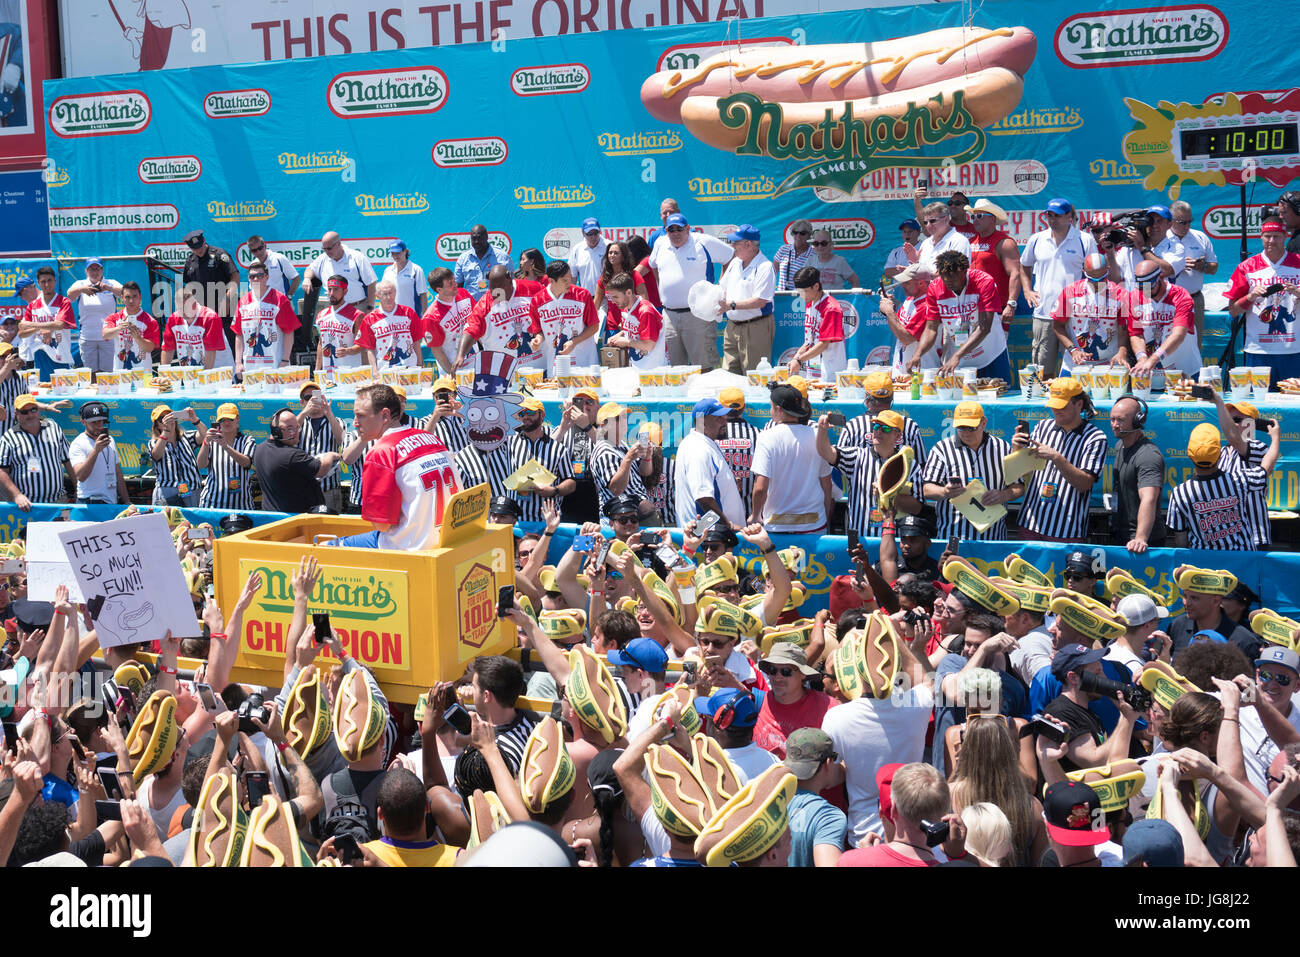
{"left": 1092, "top": 210, "right": 1151, "bottom": 248}
{"left": 902, "top": 609, "right": 929, "bottom": 625}
{"left": 237, "top": 692, "right": 271, "bottom": 735}
{"left": 1078, "top": 671, "right": 1153, "bottom": 711}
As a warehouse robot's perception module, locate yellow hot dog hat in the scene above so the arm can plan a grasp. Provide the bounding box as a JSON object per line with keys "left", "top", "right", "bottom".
{"left": 1147, "top": 771, "right": 1211, "bottom": 841}
{"left": 1105, "top": 568, "right": 1166, "bottom": 606}
{"left": 606, "top": 538, "right": 643, "bottom": 569}
{"left": 943, "top": 557, "right": 1020, "bottom": 617}
{"left": 832, "top": 628, "right": 866, "bottom": 701}
{"left": 1174, "top": 565, "right": 1237, "bottom": 597}
{"left": 646, "top": 742, "right": 715, "bottom": 838}
{"left": 0, "top": 539, "right": 24, "bottom": 559}
{"left": 1004, "top": 554, "right": 1053, "bottom": 587}
{"left": 113, "top": 662, "right": 150, "bottom": 698}
{"left": 518, "top": 716, "right": 577, "bottom": 814}
{"left": 564, "top": 644, "right": 628, "bottom": 744}
{"left": 1049, "top": 588, "right": 1127, "bottom": 643}
{"left": 284, "top": 665, "right": 332, "bottom": 759}
{"left": 651, "top": 684, "right": 701, "bottom": 737}
{"left": 239, "top": 794, "right": 314, "bottom": 867}
{"left": 1249, "top": 608, "right": 1300, "bottom": 651}
{"left": 777, "top": 546, "right": 805, "bottom": 574}
{"left": 690, "top": 732, "right": 743, "bottom": 808}
{"left": 742, "top": 582, "right": 808, "bottom": 617}
{"left": 538, "top": 566, "right": 561, "bottom": 594}
{"left": 695, "top": 597, "right": 763, "bottom": 641}
{"left": 332, "top": 668, "right": 387, "bottom": 763}
{"left": 1066, "top": 760, "right": 1146, "bottom": 813}
{"left": 693, "top": 765, "right": 797, "bottom": 867}
{"left": 758, "top": 618, "right": 815, "bottom": 657}
{"left": 126, "top": 690, "right": 179, "bottom": 783}
{"left": 468, "top": 788, "right": 512, "bottom": 848}
{"left": 183, "top": 768, "right": 247, "bottom": 868}
{"left": 877, "top": 444, "right": 915, "bottom": 514}
{"left": 988, "top": 577, "right": 1052, "bottom": 616}
{"left": 642, "top": 571, "right": 682, "bottom": 625}
{"left": 517, "top": 593, "right": 538, "bottom": 623}
{"left": 1139, "top": 660, "right": 1201, "bottom": 711}
{"left": 696, "top": 555, "right": 740, "bottom": 595}
{"left": 540, "top": 609, "right": 588, "bottom": 645}
{"left": 860, "top": 611, "right": 902, "bottom": 700}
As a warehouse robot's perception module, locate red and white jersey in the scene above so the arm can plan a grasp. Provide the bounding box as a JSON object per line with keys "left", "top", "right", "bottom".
{"left": 20, "top": 293, "right": 75, "bottom": 365}
{"left": 357, "top": 305, "right": 421, "bottom": 369}
{"left": 464, "top": 278, "right": 544, "bottom": 358}
{"left": 363, "top": 427, "right": 463, "bottom": 551}
{"left": 968, "top": 229, "right": 1013, "bottom": 308}
{"left": 1051, "top": 278, "right": 1129, "bottom": 371}
{"left": 233, "top": 288, "right": 299, "bottom": 369}
{"left": 1126, "top": 283, "right": 1199, "bottom": 375}
{"left": 891, "top": 294, "right": 938, "bottom": 372}
{"left": 620, "top": 297, "right": 667, "bottom": 371}
{"left": 527, "top": 284, "right": 599, "bottom": 374}
{"left": 803, "top": 294, "right": 847, "bottom": 379}
{"left": 923, "top": 268, "right": 1006, "bottom": 369}
{"left": 164, "top": 306, "right": 230, "bottom": 368}
{"left": 316, "top": 303, "right": 362, "bottom": 370}
{"left": 103, "top": 310, "right": 161, "bottom": 372}
{"left": 422, "top": 289, "right": 475, "bottom": 350}
{"left": 1225, "top": 252, "right": 1300, "bottom": 355}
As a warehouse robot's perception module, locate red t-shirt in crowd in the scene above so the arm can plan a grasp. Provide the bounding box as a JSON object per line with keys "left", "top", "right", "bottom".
{"left": 752, "top": 689, "right": 835, "bottom": 758}
{"left": 968, "top": 229, "right": 1013, "bottom": 310}
{"left": 837, "top": 844, "right": 941, "bottom": 867}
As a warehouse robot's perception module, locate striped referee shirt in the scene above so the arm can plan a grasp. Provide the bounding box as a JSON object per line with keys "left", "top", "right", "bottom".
{"left": 300, "top": 414, "right": 341, "bottom": 493}
{"left": 842, "top": 410, "right": 928, "bottom": 470}
{"left": 921, "top": 433, "right": 1013, "bottom": 540}
{"left": 720, "top": 418, "right": 759, "bottom": 516}
{"left": 1219, "top": 438, "right": 1271, "bottom": 546}
{"left": 152, "top": 430, "right": 203, "bottom": 495}
{"left": 494, "top": 710, "right": 539, "bottom": 776}
{"left": 508, "top": 429, "right": 574, "bottom": 523}
{"left": 833, "top": 441, "right": 923, "bottom": 536}
{"left": 1016, "top": 420, "right": 1108, "bottom": 540}
{"left": 592, "top": 441, "right": 649, "bottom": 511}
{"left": 644, "top": 455, "right": 677, "bottom": 526}
{"left": 454, "top": 443, "right": 515, "bottom": 499}
{"left": 200, "top": 433, "right": 257, "bottom": 510}
{"left": 0, "top": 374, "right": 26, "bottom": 437}
{"left": 429, "top": 415, "right": 471, "bottom": 454}
{"left": 1166, "top": 467, "right": 1266, "bottom": 551}
{"left": 0, "top": 419, "right": 69, "bottom": 502}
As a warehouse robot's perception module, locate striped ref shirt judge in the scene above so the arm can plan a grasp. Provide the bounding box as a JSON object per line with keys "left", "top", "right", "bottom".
{"left": 922, "top": 431, "right": 1014, "bottom": 540}
{"left": 841, "top": 410, "right": 928, "bottom": 471}
{"left": 1015, "top": 418, "right": 1108, "bottom": 541}
{"left": 1166, "top": 463, "right": 1267, "bottom": 551}
{"left": 1219, "top": 436, "right": 1272, "bottom": 546}
{"left": 199, "top": 433, "right": 258, "bottom": 510}
{"left": 508, "top": 429, "right": 574, "bottom": 523}
{"left": 0, "top": 413, "right": 71, "bottom": 503}
{"left": 832, "top": 440, "right": 924, "bottom": 537}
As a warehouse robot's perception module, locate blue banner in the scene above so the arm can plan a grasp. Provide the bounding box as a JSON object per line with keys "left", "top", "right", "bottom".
{"left": 0, "top": 502, "right": 290, "bottom": 543}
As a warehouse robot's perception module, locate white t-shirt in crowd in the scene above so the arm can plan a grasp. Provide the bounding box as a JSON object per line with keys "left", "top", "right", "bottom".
{"left": 649, "top": 234, "right": 734, "bottom": 309}
{"left": 68, "top": 431, "right": 120, "bottom": 502}
{"left": 309, "top": 246, "right": 377, "bottom": 306}
{"left": 750, "top": 422, "right": 831, "bottom": 532}
{"left": 1238, "top": 697, "right": 1300, "bottom": 795}
{"left": 674, "top": 429, "right": 746, "bottom": 528}
{"left": 567, "top": 237, "right": 608, "bottom": 294}
{"left": 725, "top": 742, "right": 779, "bottom": 785}
{"left": 719, "top": 253, "right": 777, "bottom": 324}
{"left": 1172, "top": 228, "right": 1217, "bottom": 296}
{"left": 810, "top": 253, "right": 856, "bottom": 290}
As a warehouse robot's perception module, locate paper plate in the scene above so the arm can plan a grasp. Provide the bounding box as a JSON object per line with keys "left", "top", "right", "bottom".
{"left": 687, "top": 281, "right": 724, "bottom": 322}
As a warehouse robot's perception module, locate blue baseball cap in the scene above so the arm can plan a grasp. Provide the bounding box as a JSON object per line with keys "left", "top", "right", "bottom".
{"left": 1122, "top": 818, "right": 1184, "bottom": 866}
{"left": 13, "top": 277, "right": 33, "bottom": 292}
{"left": 581, "top": 217, "right": 601, "bottom": 233}
{"left": 388, "top": 240, "right": 408, "bottom": 253}
{"left": 1191, "top": 629, "right": 1226, "bottom": 644}
{"left": 1050, "top": 643, "right": 1106, "bottom": 680}
{"left": 606, "top": 638, "right": 669, "bottom": 674}
{"left": 727, "top": 224, "right": 761, "bottom": 242}
{"left": 694, "top": 689, "right": 765, "bottom": 728}
{"left": 1147, "top": 205, "right": 1173, "bottom": 220}
{"left": 665, "top": 213, "right": 688, "bottom": 229}
{"left": 1046, "top": 198, "right": 1074, "bottom": 215}
{"left": 1257, "top": 646, "right": 1300, "bottom": 674}
{"left": 899, "top": 219, "right": 921, "bottom": 231}
{"left": 85, "top": 257, "right": 103, "bottom": 268}
{"left": 693, "top": 397, "right": 729, "bottom": 419}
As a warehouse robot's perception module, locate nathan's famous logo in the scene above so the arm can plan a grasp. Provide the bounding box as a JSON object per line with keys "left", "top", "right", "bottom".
{"left": 328, "top": 67, "right": 448, "bottom": 118}
{"left": 514, "top": 184, "right": 594, "bottom": 210}
{"left": 277, "top": 150, "right": 351, "bottom": 174}
{"left": 639, "top": 27, "right": 1037, "bottom": 196}
{"left": 656, "top": 37, "right": 793, "bottom": 71}
{"left": 203, "top": 88, "right": 270, "bottom": 118}
{"left": 597, "top": 131, "right": 682, "bottom": 156}
{"left": 1089, "top": 157, "right": 1143, "bottom": 186}
{"left": 436, "top": 232, "right": 511, "bottom": 261}
{"left": 1202, "top": 203, "right": 1272, "bottom": 239}
{"left": 1055, "top": 6, "right": 1228, "bottom": 68}
{"left": 138, "top": 155, "right": 201, "bottom": 184}
{"left": 144, "top": 244, "right": 190, "bottom": 268}
{"left": 450, "top": 486, "right": 490, "bottom": 528}
{"left": 207, "top": 199, "right": 276, "bottom": 223}
{"left": 510, "top": 64, "right": 589, "bottom": 96}
{"left": 355, "top": 192, "right": 430, "bottom": 217}
{"left": 788, "top": 218, "right": 874, "bottom": 249}
{"left": 0, "top": 268, "right": 25, "bottom": 296}
{"left": 432, "top": 137, "right": 508, "bottom": 168}
{"left": 48, "top": 90, "right": 150, "bottom": 138}
{"left": 988, "top": 105, "right": 1083, "bottom": 136}
{"left": 250, "top": 563, "right": 401, "bottom": 622}
{"left": 688, "top": 174, "right": 775, "bottom": 203}
{"left": 235, "top": 239, "right": 399, "bottom": 268}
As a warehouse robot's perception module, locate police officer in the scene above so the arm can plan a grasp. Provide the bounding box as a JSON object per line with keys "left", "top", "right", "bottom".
{"left": 181, "top": 229, "right": 240, "bottom": 350}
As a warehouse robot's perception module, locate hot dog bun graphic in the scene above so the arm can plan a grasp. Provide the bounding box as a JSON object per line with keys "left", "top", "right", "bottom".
{"left": 641, "top": 27, "right": 1035, "bottom": 156}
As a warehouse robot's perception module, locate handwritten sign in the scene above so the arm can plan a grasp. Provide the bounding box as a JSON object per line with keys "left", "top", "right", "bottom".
{"left": 27, "top": 522, "right": 94, "bottom": 603}
{"left": 58, "top": 512, "right": 198, "bottom": 648}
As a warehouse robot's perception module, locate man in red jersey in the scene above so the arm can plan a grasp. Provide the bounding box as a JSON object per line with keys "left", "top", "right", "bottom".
{"left": 966, "top": 199, "right": 1021, "bottom": 332}
{"left": 527, "top": 260, "right": 599, "bottom": 375}
{"left": 163, "top": 283, "right": 232, "bottom": 369}
{"left": 1129, "top": 260, "right": 1199, "bottom": 379}
{"left": 15, "top": 267, "right": 75, "bottom": 381}
{"left": 1052, "top": 252, "right": 1129, "bottom": 372}
{"left": 233, "top": 261, "right": 299, "bottom": 377}
{"left": 358, "top": 280, "right": 421, "bottom": 372}
{"left": 921, "top": 251, "right": 1008, "bottom": 380}
{"left": 1225, "top": 216, "right": 1300, "bottom": 382}
{"left": 314, "top": 275, "right": 364, "bottom": 373}
{"left": 422, "top": 266, "right": 475, "bottom": 374}
{"left": 455, "top": 266, "right": 545, "bottom": 369}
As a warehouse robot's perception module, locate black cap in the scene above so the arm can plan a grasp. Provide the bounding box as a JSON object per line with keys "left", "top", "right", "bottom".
{"left": 11, "top": 599, "right": 54, "bottom": 633}
{"left": 701, "top": 523, "right": 739, "bottom": 548}
{"left": 1280, "top": 191, "right": 1300, "bottom": 214}
{"left": 218, "top": 513, "right": 254, "bottom": 535}
{"left": 1064, "top": 550, "right": 1099, "bottom": 575}
{"left": 896, "top": 515, "right": 934, "bottom": 539}
{"left": 1225, "top": 581, "right": 1258, "bottom": 606}
{"left": 769, "top": 384, "right": 808, "bottom": 417}
{"left": 489, "top": 496, "right": 521, "bottom": 518}
{"left": 602, "top": 495, "right": 640, "bottom": 518}
{"left": 79, "top": 401, "right": 110, "bottom": 421}
{"left": 184, "top": 229, "right": 206, "bottom": 249}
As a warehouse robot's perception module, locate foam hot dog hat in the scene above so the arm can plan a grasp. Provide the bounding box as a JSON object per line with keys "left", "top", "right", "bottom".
{"left": 467, "top": 788, "right": 512, "bottom": 848}
{"left": 695, "top": 597, "right": 763, "bottom": 641}
{"left": 239, "top": 794, "right": 313, "bottom": 867}
{"left": 1004, "top": 554, "right": 1053, "bottom": 588}
{"left": 1147, "top": 771, "right": 1211, "bottom": 841}
{"left": 691, "top": 732, "right": 743, "bottom": 807}
{"left": 332, "top": 668, "right": 387, "bottom": 763}
{"left": 777, "top": 546, "right": 806, "bottom": 574}
{"left": 1139, "top": 660, "right": 1200, "bottom": 711}
{"left": 758, "top": 618, "right": 816, "bottom": 657}
{"left": 183, "top": 769, "right": 247, "bottom": 868}
{"left": 606, "top": 538, "right": 644, "bottom": 569}
{"left": 540, "top": 609, "right": 587, "bottom": 645}
{"left": 647, "top": 742, "right": 716, "bottom": 838}
{"left": 1174, "top": 565, "right": 1237, "bottom": 597}
{"left": 696, "top": 555, "right": 740, "bottom": 595}
{"left": 126, "top": 690, "right": 179, "bottom": 783}
{"left": 1105, "top": 568, "right": 1166, "bottom": 606}
{"left": 741, "top": 582, "right": 808, "bottom": 617}
{"left": 988, "top": 577, "right": 1052, "bottom": 616}
{"left": 859, "top": 611, "right": 902, "bottom": 700}
{"left": 1249, "top": 608, "right": 1300, "bottom": 650}
{"left": 283, "top": 665, "right": 332, "bottom": 759}
{"left": 693, "top": 764, "right": 798, "bottom": 867}
{"left": 113, "top": 662, "right": 150, "bottom": 698}
{"left": 1065, "top": 760, "right": 1145, "bottom": 813}
{"left": 1049, "top": 588, "right": 1126, "bottom": 643}
{"left": 943, "top": 557, "right": 1020, "bottom": 617}
{"left": 651, "top": 684, "right": 701, "bottom": 737}
{"left": 564, "top": 644, "right": 628, "bottom": 744}
{"left": 641, "top": 571, "right": 682, "bottom": 625}
{"left": 877, "top": 445, "right": 915, "bottom": 514}
{"left": 519, "top": 716, "right": 577, "bottom": 815}
{"left": 832, "top": 627, "right": 866, "bottom": 701}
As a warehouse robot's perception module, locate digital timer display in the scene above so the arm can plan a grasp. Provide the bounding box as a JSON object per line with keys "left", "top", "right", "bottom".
{"left": 1180, "top": 122, "right": 1299, "bottom": 160}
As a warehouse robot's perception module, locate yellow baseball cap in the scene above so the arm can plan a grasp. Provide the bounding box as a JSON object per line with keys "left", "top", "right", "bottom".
{"left": 13, "top": 394, "right": 38, "bottom": 412}
{"left": 1225, "top": 401, "right": 1260, "bottom": 420}
{"left": 432, "top": 376, "right": 456, "bottom": 393}
{"left": 1187, "top": 423, "right": 1222, "bottom": 466}
{"left": 1045, "top": 377, "right": 1084, "bottom": 409}
{"left": 597, "top": 401, "right": 626, "bottom": 424}
{"left": 392, "top": 384, "right": 407, "bottom": 401}
{"left": 0, "top": 343, "right": 14, "bottom": 357}
{"left": 573, "top": 388, "right": 599, "bottom": 402}
{"left": 874, "top": 409, "right": 905, "bottom": 431}
{"left": 149, "top": 403, "right": 172, "bottom": 424}
{"left": 863, "top": 371, "right": 892, "bottom": 398}
{"left": 518, "top": 396, "right": 544, "bottom": 413}
{"left": 786, "top": 375, "right": 810, "bottom": 398}
{"left": 718, "top": 388, "right": 745, "bottom": 411}
{"left": 298, "top": 380, "right": 323, "bottom": 399}
{"left": 952, "top": 401, "right": 984, "bottom": 427}
{"left": 215, "top": 403, "right": 240, "bottom": 422}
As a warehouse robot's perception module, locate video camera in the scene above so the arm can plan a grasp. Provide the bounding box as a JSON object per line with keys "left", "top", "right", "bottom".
{"left": 1079, "top": 671, "right": 1153, "bottom": 711}
{"left": 1086, "top": 210, "right": 1152, "bottom": 249}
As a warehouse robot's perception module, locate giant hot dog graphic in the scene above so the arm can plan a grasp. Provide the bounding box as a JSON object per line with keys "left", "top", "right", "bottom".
{"left": 640, "top": 26, "right": 1036, "bottom": 177}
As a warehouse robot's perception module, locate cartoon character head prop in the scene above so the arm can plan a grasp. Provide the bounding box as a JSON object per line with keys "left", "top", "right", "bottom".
{"left": 458, "top": 351, "right": 523, "bottom": 453}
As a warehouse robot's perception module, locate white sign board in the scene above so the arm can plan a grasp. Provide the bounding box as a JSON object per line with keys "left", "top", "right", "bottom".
{"left": 26, "top": 521, "right": 94, "bottom": 603}
{"left": 58, "top": 512, "right": 199, "bottom": 648}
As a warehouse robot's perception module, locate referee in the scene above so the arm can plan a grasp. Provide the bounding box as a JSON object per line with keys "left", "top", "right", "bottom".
{"left": 298, "top": 382, "right": 345, "bottom": 512}
{"left": 454, "top": 434, "right": 515, "bottom": 500}
{"left": 841, "top": 371, "right": 928, "bottom": 468}
{"left": 1167, "top": 424, "right": 1265, "bottom": 551}
{"left": 922, "top": 401, "right": 1023, "bottom": 539}
{"left": 0, "top": 394, "right": 74, "bottom": 510}
{"left": 509, "top": 397, "right": 575, "bottom": 523}
{"left": 816, "top": 407, "right": 923, "bottom": 536}
{"left": 426, "top": 377, "right": 470, "bottom": 453}
{"left": 197, "top": 403, "right": 256, "bottom": 510}
{"left": 1012, "top": 378, "right": 1108, "bottom": 542}
{"left": 1215, "top": 394, "right": 1281, "bottom": 546}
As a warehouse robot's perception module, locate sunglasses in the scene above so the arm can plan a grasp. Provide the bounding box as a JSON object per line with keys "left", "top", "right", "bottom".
{"left": 792, "top": 230, "right": 811, "bottom": 236}
{"left": 666, "top": 226, "right": 686, "bottom": 233}
{"left": 248, "top": 244, "right": 265, "bottom": 253}
{"left": 17, "top": 408, "right": 38, "bottom": 415}
{"left": 956, "top": 425, "right": 978, "bottom": 432}
{"left": 613, "top": 515, "right": 639, "bottom": 525}
{"left": 1173, "top": 219, "right": 1192, "bottom": 225}
{"left": 871, "top": 423, "right": 897, "bottom": 434}
{"left": 699, "top": 635, "right": 734, "bottom": 649}
{"left": 249, "top": 273, "right": 267, "bottom": 280}
{"left": 1065, "top": 571, "right": 1093, "bottom": 581}
{"left": 947, "top": 201, "right": 965, "bottom": 207}
{"left": 923, "top": 218, "right": 944, "bottom": 225}
{"left": 322, "top": 242, "right": 339, "bottom": 252}
{"left": 1231, "top": 416, "right": 1245, "bottom": 425}
{"left": 1259, "top": 669, "right": 1295, "bottom": 687}
{"left": 811, "top": 240, "right": 830, "bottom": 247}
{"left": 759, "top": 663, "right": 798, "bottom": 678}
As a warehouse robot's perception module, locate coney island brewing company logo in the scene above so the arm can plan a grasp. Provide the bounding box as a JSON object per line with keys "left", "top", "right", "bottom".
{"left": 597, "top": 131, "right": 683, "bottom": 156}
{"left": 203, "top": 89, "right": 270, "bottom": 118}
{"left": 278, "top": 150, "right": 351, "bottom": 174}
{"left": 432, "top": 137, "right": 508, "bottom": 168}
{"left": 1055, "top": 6, "right": 1229, "bottom": 67}
{"left": 328, "top": 67, "right": 448, "bottom": 117}
{"left": 514, "top": 185, "right": 594, "bottom": 210}
{"left": 510, "top": 64, "right": 590, "bottom": 96}
{"left": 206, "top": 199, "right": 276, "bottom": 223}
{"left": 436, "top": 232, "right": 512, "bottom": 261}
{"left": 138, "top": 155, "right": 201, "bottom": 184}
{"left": 356, "top": 193, "right": 430, "bottom": 216}
{"left": 48, "top": 91, "right": 150, "bottom": 137}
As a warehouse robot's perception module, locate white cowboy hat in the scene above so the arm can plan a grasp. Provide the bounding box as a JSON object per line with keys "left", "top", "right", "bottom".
{"left": 970, "top": 199, "right": 1009, "bottom": 224}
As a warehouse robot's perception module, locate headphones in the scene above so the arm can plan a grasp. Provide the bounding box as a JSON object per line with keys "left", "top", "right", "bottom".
{"left": 1113, "top": 394, "right": 1148, "bottom": 433}
{"left": 268, "top": 407, "right": 293, "bottom": 441}
{"left": 713, "top": 691, "right": 755, "bottom": 732}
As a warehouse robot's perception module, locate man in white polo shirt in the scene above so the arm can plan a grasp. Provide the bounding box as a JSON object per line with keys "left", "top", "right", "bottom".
{"left": 717, "top": 224, "right": 776, "bottom": 375}
{"left": 567, "top": 218, "right": 607, "bottom": 294}
{"left": 69, "top": 401, "right": 128, "bottom": 505}
{"left": 649, "top": 212, "right": 733, "bottom": 371}
{"left": 1169, "top": 200, "right": 1218, "bottom": 342}
{"left": 1021, "top": 198, "right": 1097, "bottom": 376}
{"left": 674, "top": 397, "right": 745, "bottom": 528}
{"left": 913, "top": 202, "right": 971, "bottom": 273}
